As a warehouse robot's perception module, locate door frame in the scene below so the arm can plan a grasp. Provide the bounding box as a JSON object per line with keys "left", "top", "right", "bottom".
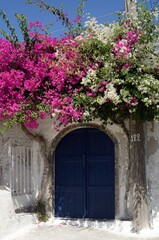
{"left": 51, "top": 122, "right": 129, "bottom": 220}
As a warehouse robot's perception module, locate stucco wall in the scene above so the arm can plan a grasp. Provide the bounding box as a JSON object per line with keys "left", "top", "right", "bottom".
{"left": 0, "top": 119, "right": 130, "bottom": 219}
{"left": 4, "top": 118, "right": 156, "bottom": 222}
{"left": 1, "top": 119, "right": 159, "bottom": 226}
{"left": 0, "top": 124, "right": 43, "bottom": 210}
{"left": 146, "top": 122, "right": 159, "bottom": 227}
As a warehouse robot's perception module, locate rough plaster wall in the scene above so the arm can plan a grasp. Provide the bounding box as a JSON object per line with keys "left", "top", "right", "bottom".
{"left": 0, "top": 124, "right": 42, "bottom": 209}
{"left": 146, "top": 122, "right": 159, "bottom": 227}
{"left": 32, "top": 117, "right": 130, "bottom": 219}
{"left": 0, "top": 186, "right": 16, "bottom": 228}
{"left": 0, "top": 119, "right": 130, "bottom": 218}
{"left": 0, "top": 138, "right": 10, "bottom": 187}
{"left": 107, "top": 123, "right": 131, "bottom": 219}
{"left": 2, "top": 119, "right": 159, "bottom": 224}
{"left": 32, "top": 141, "right": 44, "bottom": 199}
{"left": 0, "top": 125, "right": 21, "bottom": 187}
{"left": 27, "top": 117, "right": 58, "bottom": 147}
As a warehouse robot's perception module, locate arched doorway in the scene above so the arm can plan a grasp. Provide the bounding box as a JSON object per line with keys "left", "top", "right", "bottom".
{"left": 55, "top": 128, "right": 115, "bottom": 219}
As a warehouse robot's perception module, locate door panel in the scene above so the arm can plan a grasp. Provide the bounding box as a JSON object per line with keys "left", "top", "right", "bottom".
{"left": 55, "top": 186, "right": 85, "bottom": 218}
{"left": 86, "top": 129, "right": 115, "bottom": 219}
{"left": 56, "top": 157, "right": 84, "bottom": 186}
{"left": 87, "top": 156, "right": 114, "bottom": 186}
{"left": 55, "top": 129, "right": 85, "bottom": 218}
{"left": 87, "top": 186, "right": 115, "bottom": 219}
{"left": 55, "top": 128, "right": 115, "bottom": 219}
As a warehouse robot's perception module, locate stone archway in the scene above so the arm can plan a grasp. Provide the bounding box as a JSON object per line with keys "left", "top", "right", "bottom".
{"left": 50, "top": 122, "right": 130, "bottom": 219}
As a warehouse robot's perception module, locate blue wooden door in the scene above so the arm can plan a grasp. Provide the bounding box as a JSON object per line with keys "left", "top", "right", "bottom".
{"left": 55, "top": 128, "right": 115, "bottom": 219}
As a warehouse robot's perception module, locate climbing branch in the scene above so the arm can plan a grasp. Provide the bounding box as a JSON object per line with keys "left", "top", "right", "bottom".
{"left": 21, "top": 124, "right": 51, "bottom": 203}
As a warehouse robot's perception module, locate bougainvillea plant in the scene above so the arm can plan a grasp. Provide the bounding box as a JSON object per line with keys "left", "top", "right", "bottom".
{"left": 0, "top": 1, "right": 158, "bottom": 130}
{"left": 74, "top": 2, "right": 159, "bottom": 124}
{"left": 0, "top": 0, "right": 159, "bottom": 232}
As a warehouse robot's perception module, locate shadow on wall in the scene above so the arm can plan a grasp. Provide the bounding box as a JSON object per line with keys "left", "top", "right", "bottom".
{"left": 13, "top": 194, "right": 34, "bottom": 213}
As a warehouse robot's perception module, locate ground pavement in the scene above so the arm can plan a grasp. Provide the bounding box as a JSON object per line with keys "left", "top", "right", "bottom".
{"left": 1, "top": 189, "right": 159, "bottom": 240}
{"left": 2, "top": 221, "right": 159, "bottom": 240}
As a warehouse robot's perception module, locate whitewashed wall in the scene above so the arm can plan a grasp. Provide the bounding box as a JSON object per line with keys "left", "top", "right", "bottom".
{"left": 28, "top": 118, "right": 130, "bottom": 219}
{"left": 5, "top": 118, "right": 159, "bottom": 223}
{"left": 0, "top": 125, "right": 43, "bottom": 210}
{"left": 0, "top": 119, "right": 130, "bottom": 219}
{"left": 146, "top": 122, "right": 159, "bottom": 227}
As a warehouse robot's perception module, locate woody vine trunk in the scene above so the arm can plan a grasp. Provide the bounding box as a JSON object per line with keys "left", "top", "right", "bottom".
{"left": 129, "top": 117, "right": 150, "bottom": 232}
{"left": 21, "top": 124, "right": 53, "bottom": 213}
